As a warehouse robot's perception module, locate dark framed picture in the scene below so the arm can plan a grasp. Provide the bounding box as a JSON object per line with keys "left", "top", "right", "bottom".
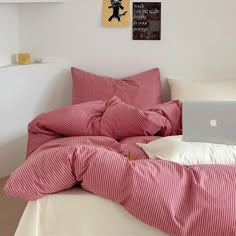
{"left": 133, "top": 2, "right": 161, "bottom": 40}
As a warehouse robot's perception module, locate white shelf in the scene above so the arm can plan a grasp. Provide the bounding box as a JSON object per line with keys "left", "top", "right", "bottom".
{"left": 0, "top": 62, "right": 63, "bottom": 70}
{"left": 0, "top": 0, "right": 65, "bottom": 2}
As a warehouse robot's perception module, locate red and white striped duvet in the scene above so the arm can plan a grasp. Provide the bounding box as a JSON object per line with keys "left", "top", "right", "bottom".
{"left": 5, "top": 97, "right": 236, "bottom": 236}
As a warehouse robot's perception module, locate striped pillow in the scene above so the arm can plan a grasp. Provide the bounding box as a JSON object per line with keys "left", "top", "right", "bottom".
{"left": 71, "top": 67, "right": 162, "bottom": 109}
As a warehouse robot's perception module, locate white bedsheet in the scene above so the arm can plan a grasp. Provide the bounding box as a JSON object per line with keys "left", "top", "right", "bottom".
{"left": 15, "top": 187, "right": 168, "bottom": 236}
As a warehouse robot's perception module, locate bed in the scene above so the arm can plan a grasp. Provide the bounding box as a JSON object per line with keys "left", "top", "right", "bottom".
{"left": 15, "top": 187, "right": 167, "bottom": 236}
{"left": 5, "top": 67, "right": 236, "bottom": 236}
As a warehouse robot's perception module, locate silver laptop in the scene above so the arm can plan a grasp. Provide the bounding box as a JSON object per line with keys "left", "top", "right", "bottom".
{"left": 182, "top": 101, "right": 236, "bottom": 145}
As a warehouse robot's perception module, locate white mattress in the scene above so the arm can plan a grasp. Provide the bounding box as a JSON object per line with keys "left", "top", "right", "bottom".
{"left": 15, "top": 187, "right": 168, "bottom": 236}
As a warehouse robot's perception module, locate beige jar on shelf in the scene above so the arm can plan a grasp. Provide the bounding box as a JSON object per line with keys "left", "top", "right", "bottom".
{"left": 18, "top": 53, "right": 31, "bottom": 65}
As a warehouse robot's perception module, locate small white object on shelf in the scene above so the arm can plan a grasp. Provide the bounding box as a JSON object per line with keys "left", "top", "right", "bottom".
{"left": 31, "top": 58, "right": 43, "bottom": 64}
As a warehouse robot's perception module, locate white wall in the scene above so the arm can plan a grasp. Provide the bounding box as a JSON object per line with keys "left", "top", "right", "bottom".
{"left": 1, "top": 0, "right": 236, "bottom": 177}
{"left": 18, "top": 0, "right": 236, "bottom": 100}
{"left": 0, "top": 4, "right": 18, "bottom": 66}
{"left": 0, "top": 63, "right": 71, "bottom": 178}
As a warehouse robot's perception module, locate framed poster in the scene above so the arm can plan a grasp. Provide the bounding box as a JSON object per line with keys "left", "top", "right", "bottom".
{"left": 102, "top": 0, "right": 130, "bottom": 27}
{"left": 133, "top": 2, "right": 161, "bottom": 40}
